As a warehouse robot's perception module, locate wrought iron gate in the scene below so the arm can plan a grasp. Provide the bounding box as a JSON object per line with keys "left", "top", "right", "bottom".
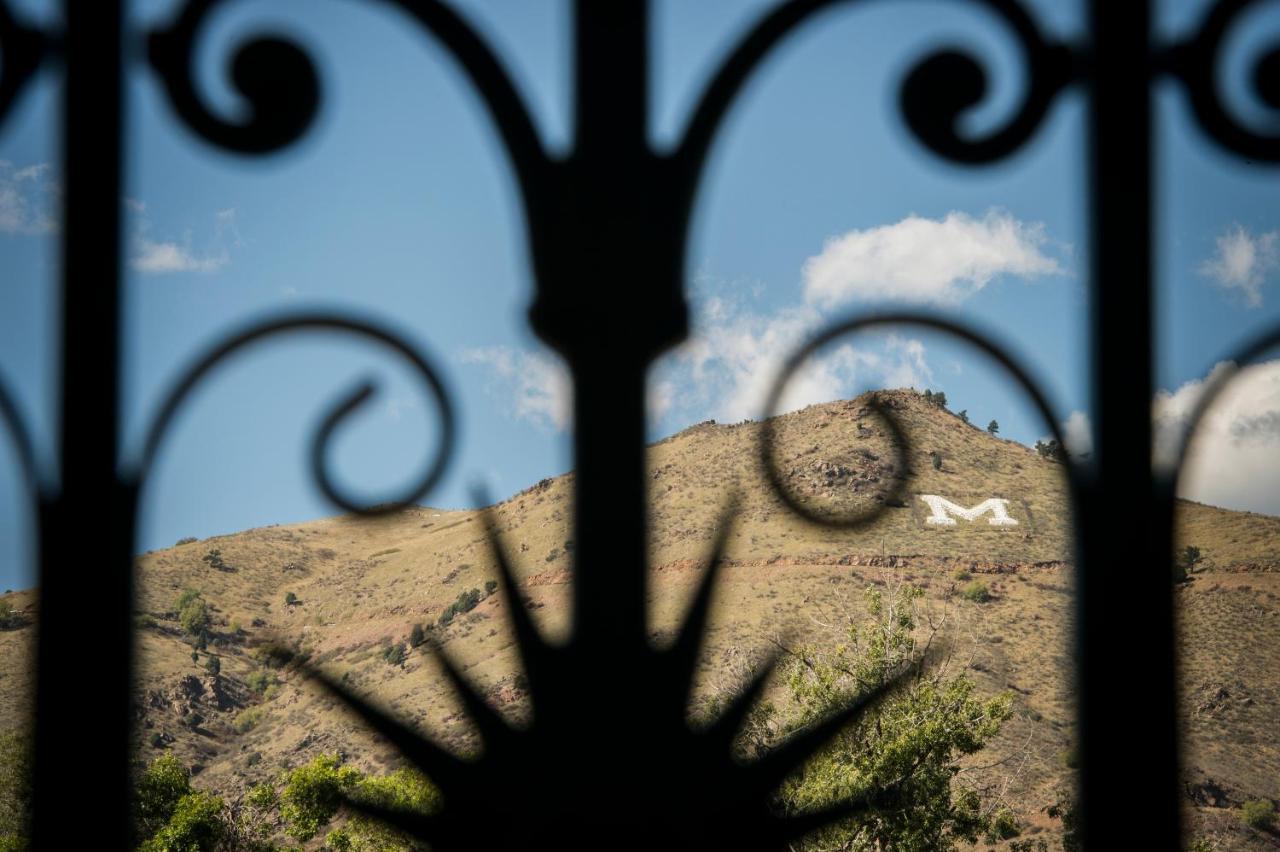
{"left": 0, "top": 0, "right": 1276, "bottom": 848}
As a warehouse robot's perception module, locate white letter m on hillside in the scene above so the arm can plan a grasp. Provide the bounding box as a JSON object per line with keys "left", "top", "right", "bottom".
{"left": 920, "top": 495, "right": 1018, "bottom": 527}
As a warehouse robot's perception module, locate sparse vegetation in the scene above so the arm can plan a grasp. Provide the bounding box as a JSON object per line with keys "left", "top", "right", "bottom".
{"left": 233, "top": 706, "right": 266, "bottom": 734}
{"left": 201, "top": 549, "right": 234, "bottom": 573}
{"left": 922, "top": 389, "right": 948, "bottom": 409}
{"left": 1, "top": 388, "right": 1273, "bottom": 850}
{"left": 177, "top": 591, "right": 210, "bottom": 637}
{"left": 1034, "top": 438, "right": 1068, "bottom": 462}
{"left": 1175, "top": 545, "right": 1204, "bottom": 583}
{"left": 0, "top": 600, "right": 20, "bottom": 631}
{"left": 438, "top": 587, "right": 484, "bottom": 627}
{"left": 1242, "top": 799, "right": 1276, "bottom": 831}
{"left": 246, "top": 670, "right": 277, "bottom": 695}
{"left": 764, "top": 581, "right": 1014, "bottom": 849}
{"left": 383, "top": 642, "right": 407, "bottom": 666}
{"left": 961, "top": 581, "right": 992, "bottom": 603}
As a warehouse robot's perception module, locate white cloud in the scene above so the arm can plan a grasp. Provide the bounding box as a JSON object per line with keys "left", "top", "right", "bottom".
{"left": 466, "top": 211, "right": 1062, "bottom": 436}
{"left": 1154, "top": 359, "right": 1280, "bottom": 515}
{"left": 132, "top": 239, "right": 229, "bottom": 274}
{"left": 128, "top": 206, "right": 236, "bottom": 275}
{"left": 801, "top": 209, "right": 1064, "bottom": 308}
{"left": 1062, "top": 410, "right": 1093, "bottom": 457}
{"left": 1199, "top": 224, "right": 1278, "bottom": 307}
{"left": 0, "top": 161, "right": 57, "bottom": 235}
{"left": 657, "top": 295, "right": 933, "bottom": 424}
{"left": 460, "top": 346, "right": 571, "bottom": 431}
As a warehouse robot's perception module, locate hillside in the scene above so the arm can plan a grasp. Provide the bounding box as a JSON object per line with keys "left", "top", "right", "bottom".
{"left": 2, "top": 388, "right": 1279, "bottom": 848}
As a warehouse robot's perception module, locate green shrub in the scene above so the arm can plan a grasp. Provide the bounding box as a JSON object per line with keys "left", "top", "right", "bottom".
{"left": 175, "top": 588, "right": 201, "bottom": 612}
{"left": 1242, "top": 799, "right": 1276, "bottom": 830}
{"left": 280, "top": 754, "right": 361, "bottom": 841}
{"left": 987, "top": 420, "right": 999, "bottom": 435}
{"left": 246, "top": 670, "right": 277, "bottom": 695}
{"left": 438, "top": 588, "right": 483, "bottom": 627}
{"left": 134, "top": 753, "right": 193, "bottom": 839}
{"left": 408, "top": 624, "right": 426, "bottom": 648}
{"left": 383, "top": 642, "right": 407, "bottom": 666}
{"left": 283, "top": 591, "right": 298, "bottom": 606}
{"left": 930, "top": 451, "right": 943, "bottom": 471}
{"left": 201, "top": 549, "right": 233, "bottom": 573}
{"left": 1175, "top": 545, "right": 1203, "bottom": 584}
{"left": 178, "top": 595, "right": 210, "bottom": 637}
{"left": 233, "top": 707, "right": 265, "bottom": 734}
{"left": 987, "top": 808, "right": 1020, "bottom": 841}
{"left": 203, "top": 655, "right": 220, "bottom": 676}
{"left": 961, "top": 581, "right": 991, "bottom": 603}
{"left": 953, "top": 568, "right": 972, "bottom": 582}
{"left": 139, "top": 791, "right": 226, "bottom": 852}
{"left": 484, "top": 580, "right": 498, "bottom": 595}
{"left": 0, "top": 601, "right": 19, "bottom": 631}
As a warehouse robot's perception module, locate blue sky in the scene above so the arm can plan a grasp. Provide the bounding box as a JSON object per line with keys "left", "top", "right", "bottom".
{"left": 2, "top": 0, "right": 1280, "bottom": 591}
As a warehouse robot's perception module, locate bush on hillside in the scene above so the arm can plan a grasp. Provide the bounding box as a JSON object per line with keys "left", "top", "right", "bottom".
{"left": 178, "top": 596, "right": 210, "bottom": 637}
{"left": 1242, "top": 799, "right": 1276, "bottom": 830}
{"left": 961, "top": 581, "right": 991, "bottom": 603}
{"left": 1175, "top": 545, "right": 1204, "bottom": 583}
{"left": 383, "top": 642, "right": 407, "bottom": 666}
{"left": 438, "top": 588, "right": 484, "bottom": 627}
{"left": 0, "top": 600, "right": 21, "bottom": 631}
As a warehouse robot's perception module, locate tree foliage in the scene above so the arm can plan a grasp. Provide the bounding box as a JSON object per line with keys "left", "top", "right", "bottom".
{"left": 176, "top": 591, "right": 210, "bottom": 637}
{"left": 135, "top": 753, "right": 195, "bottom": 840}
{"left": 280, "top": 754, "right": 362, "bottom": 841}
{"left": 767, "top": 581, "right": 1014, "bottom": 851}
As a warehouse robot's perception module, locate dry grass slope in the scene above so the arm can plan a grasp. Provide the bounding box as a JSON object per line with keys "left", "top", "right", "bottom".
{"left": 1, "top": 388, "right": 1277, "bottom": 848}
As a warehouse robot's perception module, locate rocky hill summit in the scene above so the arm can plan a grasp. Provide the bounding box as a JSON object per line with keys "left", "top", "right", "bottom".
{"left": 2, "top": 388, "right": 1279, "bottom": 848}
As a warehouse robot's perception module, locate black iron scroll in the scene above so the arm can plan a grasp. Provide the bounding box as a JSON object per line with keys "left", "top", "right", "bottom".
{"left": 0, "top": 0, "right": 1267, "bottom": 848}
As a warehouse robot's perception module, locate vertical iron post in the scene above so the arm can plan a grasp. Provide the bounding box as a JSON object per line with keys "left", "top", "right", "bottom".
{"left": 32, "top": 0, "right": 131, "bottom": 847}
{"left": 1081, "top": 0, "right": 1180, "bottom": 845}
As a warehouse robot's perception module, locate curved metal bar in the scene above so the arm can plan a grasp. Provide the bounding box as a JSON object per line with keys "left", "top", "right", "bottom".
{"left": 760, "top": 312, "right": 1074, "bottom": 529}
{"left": 134, "top": 313, "right": 455, "bottom": 517}
{"left": 369, "top": 0, "right": 552, "bottom": 192}
{"left": 146, "top": 0, "right": 551, "bottom": 190}
{"left": 1162, "top": 0, "right": 1280, "bottom": 162}
{"left": 0, "top": 1, "right": 46, "bottom": 132}
{"left": 1167, "top": 326, "right": 1280, "bottom": 496}
{"left": 676, "top": 0, "right": 1077, "bottom": 183}
{"left": 146, "top": 0, "right": 321, "bottom": 154}
{"left": 0, "top": 370, "right": 39, "bottom": 500}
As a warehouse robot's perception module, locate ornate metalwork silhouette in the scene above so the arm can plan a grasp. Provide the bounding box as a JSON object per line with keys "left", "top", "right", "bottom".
{"left": 0, "top": 0, "right": 1271, "bottom": 848}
